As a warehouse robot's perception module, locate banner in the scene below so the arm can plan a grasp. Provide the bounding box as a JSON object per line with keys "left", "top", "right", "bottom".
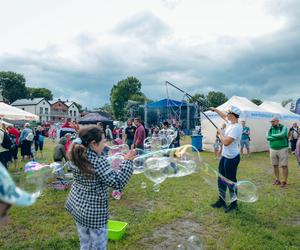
{"left": 295, "top": 98, "right": 300, "bottom": 115}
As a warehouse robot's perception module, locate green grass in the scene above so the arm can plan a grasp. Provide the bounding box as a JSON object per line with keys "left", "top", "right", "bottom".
{"left": 1, "top": 138, "right": 299, "bottom": 250}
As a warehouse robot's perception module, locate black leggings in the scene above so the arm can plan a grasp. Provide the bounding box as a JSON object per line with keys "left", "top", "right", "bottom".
{"left": 218, "top": 154, "right": 240, "bottom": 203}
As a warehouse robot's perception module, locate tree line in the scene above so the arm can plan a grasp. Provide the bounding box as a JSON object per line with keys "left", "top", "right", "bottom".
{"left": 0, "top": 71, "right": 82, "bottom": 111}
{"left": 1, "top": 71, "right": 269, "bottom": 121}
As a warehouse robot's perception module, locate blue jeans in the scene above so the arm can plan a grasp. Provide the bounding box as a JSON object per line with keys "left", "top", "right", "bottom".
{"left": 76, "top": 223, "right": 108, "bottom": 250}
{"left": 126, "top": 139, "right": 133, "bottom": 149}
{"left": 218, "top": 155, "right": 240, "bottom": 203}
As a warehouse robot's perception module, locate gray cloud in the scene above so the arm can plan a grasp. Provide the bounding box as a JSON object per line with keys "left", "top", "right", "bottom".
{"left": 1, "top": 1, "right": 300, "bottom": 109}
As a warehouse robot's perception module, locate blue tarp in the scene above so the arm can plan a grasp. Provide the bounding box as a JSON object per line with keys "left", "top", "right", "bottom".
{"left": 146, "top": 98, "right": 189, "bottom": 108}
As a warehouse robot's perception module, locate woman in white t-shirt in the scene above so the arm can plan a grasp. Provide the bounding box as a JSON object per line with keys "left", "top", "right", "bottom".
{"left": 209, "top": 106, "right": 243, "bottom": 213}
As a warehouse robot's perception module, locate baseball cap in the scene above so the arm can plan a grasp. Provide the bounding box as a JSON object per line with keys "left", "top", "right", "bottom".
{"left": 227, "top": 106, "right": 241, "bottom": 117}
{"left": 270, "top": 116, "right": 280, "bottom": 122}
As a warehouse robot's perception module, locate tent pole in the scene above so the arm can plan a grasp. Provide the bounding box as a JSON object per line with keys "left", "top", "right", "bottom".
{"left": 165, "top": 81, "right": 219, "bottom": 129}
{"left": 144, "top": 100, "right": 148, "bottom": 128}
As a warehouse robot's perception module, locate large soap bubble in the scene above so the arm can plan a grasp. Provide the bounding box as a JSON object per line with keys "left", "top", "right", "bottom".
{"left": 166, "top": 145, "right": 201, "bottom": 178}
{"left": 236, "top": 180, "right": 258, "bottom": 203}
{"left": 107, "top": 154, "right": 124, "bottom": 171}
{"left": 4, "top": 163, "right": 52, "bottom": 206}
{"left": 143, "top": 157, "right": 170, "bottom": 184}
{"left": 107, "top": 144, "right": 129, "bottom": 156}
{"left": 144, "top": 129, "right": 178, "bottom": 151}
{"left": 134, "top": 145, "right": 201, "bottom": 178}
{"left": 201, "top": 162, "right": 258, "bottom": 203}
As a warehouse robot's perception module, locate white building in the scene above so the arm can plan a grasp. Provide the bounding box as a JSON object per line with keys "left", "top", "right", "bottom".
{"left": 65, "top": 101, "right": 80, "bottom": 121}
{"left": 11, "top": 98, "right": 51, "bottom": 123}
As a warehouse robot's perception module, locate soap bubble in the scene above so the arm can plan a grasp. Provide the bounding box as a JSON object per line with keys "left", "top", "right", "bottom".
{"left": 107, "top": 154, "right": 124, "bottom": 171}
{"left": 143, "top": 157, "right": 169, "bottom": 184}
{"left": 11, "top": 164, "right": 52, "bottom": 205}
{"left": 24, "top": 161, "right": 45, "bottom": 172}
{"left": 152, "top": 183, "right": 160, "bottom": 192}
{"left": 167, "top": 145, "right": 201, "bottom": 177}
{"left": 236, "top": 180, "right": 258, "bottom": 203}
{"left": 133, "top": 144, "right": 201, "bottom": 181}
{"left": 186, "top": 235, "right": 203, "bottom": 250}
{"left": 133, "top": 149, "right": 153, "bottom": 174}
{"left": 49, "top": 162, "right": 64, "bottom": 176}
{"left": 107, "top": 144, "right": 129, "bottom": 156}
{"left": 144, "top": 129, "right": 178, "bottom": 151}
{"left": 141, "top": 182, "right": 147, "bottom": 189}
{"left": 201, "top": 162, "right": 258, "bottom": 203}
{"left": 158, "top": 129, "right": 178, "bottom": 149}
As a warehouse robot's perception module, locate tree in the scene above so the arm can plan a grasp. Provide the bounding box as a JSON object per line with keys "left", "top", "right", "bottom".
{"left": 74, "top": 102, "right": 83, "bottom": 113}
{"left": 281, "top": 98, "right": 293, "bottom": 107}
{"left": 27, "top": 87, "right": 53, "bottom": 100}
{"left": 206, "top": 91, "right": 228, "bottom": 108}
{"left": 251, "top": 98, "right": 263, "bottom": 106}
{"left": 110, "top": 77, "right": 145, "bottom": 120}
{"left": 0, "top": 71, "right": 28, "bottom": 103}
{"left": 99, "top": 103, "right": 112, "bottom": 114}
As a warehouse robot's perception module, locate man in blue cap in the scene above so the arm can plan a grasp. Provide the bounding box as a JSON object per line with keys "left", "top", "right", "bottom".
{"left": 209, "top": 106, "right": 243, "bottom": 213}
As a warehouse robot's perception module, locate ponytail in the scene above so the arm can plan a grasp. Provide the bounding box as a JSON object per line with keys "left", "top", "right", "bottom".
{"left": 69, "top": 143, "right": 93, "bottom": 176}
{"left": 68, "top": 125, "right": 104, "bottom": 176}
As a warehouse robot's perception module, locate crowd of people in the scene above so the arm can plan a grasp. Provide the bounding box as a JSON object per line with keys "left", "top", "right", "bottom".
{"left": 1, "top": 112, "right": 299, "bottom": 248}
{"left": 0, "top": 123, "right": 48, "bottom": 169}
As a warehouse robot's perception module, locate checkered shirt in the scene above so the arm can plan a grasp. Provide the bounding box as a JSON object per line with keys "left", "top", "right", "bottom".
{"left": 65, "top": 148, "right": 133, "bottom": 229}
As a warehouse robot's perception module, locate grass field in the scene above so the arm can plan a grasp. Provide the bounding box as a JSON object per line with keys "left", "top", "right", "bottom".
{"left": 1, "top": 138, "right": 299, "bottom": 250}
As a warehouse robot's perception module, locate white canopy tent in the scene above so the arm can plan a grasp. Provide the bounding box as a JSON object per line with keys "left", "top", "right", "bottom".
{"left": 0, "top": 102, "right": 38, "bottom": 121}
{"left": 259, "top": 101, "right": 300, "bottom": 127}
{"left": 201, "top": 96, "right": 274, "bottom": 152}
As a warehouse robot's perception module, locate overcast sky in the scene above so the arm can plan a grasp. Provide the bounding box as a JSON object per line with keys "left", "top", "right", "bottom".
{"left": 0, "top": 0, "right": 299, "bottom": 108}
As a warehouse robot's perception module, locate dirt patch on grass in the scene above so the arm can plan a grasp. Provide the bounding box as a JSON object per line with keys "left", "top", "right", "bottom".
{"left": 140, "top": 219, "right": 205, "bottom": 249}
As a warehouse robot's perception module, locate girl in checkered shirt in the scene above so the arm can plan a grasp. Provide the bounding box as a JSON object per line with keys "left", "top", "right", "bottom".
{"left": 65, "top": 125, "right": 135, "bottom": 249}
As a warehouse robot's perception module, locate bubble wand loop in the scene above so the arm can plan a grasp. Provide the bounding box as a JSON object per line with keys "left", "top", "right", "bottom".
{"left": 165, "top": 81, "right": 226, "bottom": 129}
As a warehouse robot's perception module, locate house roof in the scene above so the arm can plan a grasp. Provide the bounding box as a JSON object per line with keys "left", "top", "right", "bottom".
{"left": 49, "top": 100, "right": 68, "bottom": 108}
{"left": 64, "top": 101, "right": 78, "bottom": 108}
{"left": 11, "top": 98, "right": 46, "bottom": 106}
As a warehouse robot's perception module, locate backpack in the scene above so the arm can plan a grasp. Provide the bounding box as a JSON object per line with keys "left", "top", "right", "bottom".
{"left": 9, "top": 134, "right": 17, "bottom": 149}
{"left": 1, "top": 130, "right": 13, "bottom": 150}
{"left": 26, "top": 132, "right": 34, "bottom": 141}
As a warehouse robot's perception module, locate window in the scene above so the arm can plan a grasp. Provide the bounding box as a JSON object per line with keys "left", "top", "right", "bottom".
{"left": 45, "top": 108, "right": 49, "bottom": 114}
{"left": 74, "top": 111, "right": 76, "bottom": 117}
{"left": 40, "top": 107, "right": 43, "bottom": 114}
{"left": 43, "top": 101, "right": 45, "bottom": 105}
{"left": 22, "top": 108, "right": 25, "bottom": 110}
{"left": 70, "top": 110, "right": 72, "bottom": 116}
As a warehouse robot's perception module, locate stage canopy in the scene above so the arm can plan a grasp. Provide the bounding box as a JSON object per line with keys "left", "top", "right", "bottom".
{"left": 146, "top": 98, "right": 190, "bottom": 108}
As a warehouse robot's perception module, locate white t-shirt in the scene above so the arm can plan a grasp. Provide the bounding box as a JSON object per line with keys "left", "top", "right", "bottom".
{"left": 221, "top": 122, "right": 243, "bottom": 159}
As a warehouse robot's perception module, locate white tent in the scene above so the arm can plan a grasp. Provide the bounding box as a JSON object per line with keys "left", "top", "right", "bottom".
{"left": 201, "top": 96, "right": 274, "bottom": 152}
{"left": 0, "top": 102, "right": 38, "bottom": 121}
{"left": 259, "top": 101, "right": 300, "bottom": 127}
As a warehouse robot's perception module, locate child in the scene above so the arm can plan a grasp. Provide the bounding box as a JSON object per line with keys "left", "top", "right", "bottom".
{"left": 213, "top": 133, "right": 222, "bottom": 159}
{"left": 53, "top": 137, "right": 68, "bottom": 178}
{"left": 65, "top": 125, "right": 135, "bottom": 249}
{"left": 110, "top": 138, "right": 126, "bottom": 200}
{"left": 295, "top": 137, "right": 300, "bottom": 167}
{"left": 64, "top": 133, "right": 72, "bottom": 153}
